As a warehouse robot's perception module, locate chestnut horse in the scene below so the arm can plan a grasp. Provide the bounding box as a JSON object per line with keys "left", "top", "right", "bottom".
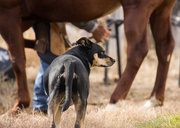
{"left": 0, "top": 0, "right": 176, "bottom": 113}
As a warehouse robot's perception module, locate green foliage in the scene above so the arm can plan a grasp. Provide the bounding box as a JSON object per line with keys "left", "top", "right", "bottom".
{"left": 135, "top": 113, "right": 180, "bottom": 128}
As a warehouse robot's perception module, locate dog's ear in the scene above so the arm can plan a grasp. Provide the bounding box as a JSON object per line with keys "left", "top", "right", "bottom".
{"left": 76, "top": 37, "right": 92, "bottom": 48}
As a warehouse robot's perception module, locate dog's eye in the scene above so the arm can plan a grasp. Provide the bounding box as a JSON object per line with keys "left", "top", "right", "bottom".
{"left": 101, "top": 51, "right": 105, "bottom": 54}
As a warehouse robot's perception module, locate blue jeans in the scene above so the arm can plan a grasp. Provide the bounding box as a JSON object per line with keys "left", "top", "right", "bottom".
{"left": 33, "top": 59, "right": 50, "bottom": 111}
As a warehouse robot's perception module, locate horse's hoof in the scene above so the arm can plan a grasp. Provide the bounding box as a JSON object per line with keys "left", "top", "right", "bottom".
{"left": 8, "top": 100, "right": 30, "bottom": 115}
{"left": 144, "top": 97, "right": 163, "bottom": 108}
{"left": 104, "top": 103, "right": 118, "bottom": 111}
{"left": 8, "top": 106, "right": 21, "bottom": 115}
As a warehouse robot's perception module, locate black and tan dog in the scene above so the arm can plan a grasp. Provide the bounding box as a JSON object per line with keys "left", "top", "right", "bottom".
{"left": 44, "top": 37, "right": 115, "bottom": 128}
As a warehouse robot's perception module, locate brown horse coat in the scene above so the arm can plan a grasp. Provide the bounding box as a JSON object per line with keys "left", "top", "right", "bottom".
{"left": 0, "top": 0, "right": 176, "bottom": 113}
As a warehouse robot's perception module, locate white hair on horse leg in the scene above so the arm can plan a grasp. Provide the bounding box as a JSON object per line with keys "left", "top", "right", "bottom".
{"left": 143, "top": 96, "right": 162, "bottom": 108}
{"left": 167, "top": 54, "right": 171, "bottom": 62}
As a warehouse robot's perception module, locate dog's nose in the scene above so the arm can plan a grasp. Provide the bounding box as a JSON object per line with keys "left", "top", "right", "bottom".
{"left": 112, "top": 58, "right": 115, "bottom": 63}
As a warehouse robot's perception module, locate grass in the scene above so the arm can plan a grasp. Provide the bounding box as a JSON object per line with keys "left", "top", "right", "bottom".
{"left": 0, "top": 49, "right": 180, "bottom": 128}
{"left": 136, "top": 113, "right": 180, "bottom": 128}
{"left": 1, "top": 105, "right": 180, "bottom": 128}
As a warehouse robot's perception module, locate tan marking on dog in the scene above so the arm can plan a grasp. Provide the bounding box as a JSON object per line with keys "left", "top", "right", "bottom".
{"left": 73, "top": 72, "right": 77, "bottom": 78}
{"left": 81, "top": 40, "right": 86, "bottom": 46}
{"left": 59, "top": 72, "right": 65, "bottom": 77}
{"left": 80, "top": 38, "right": 89, "bottom": 46}
{"left": 59, "top": 72, "right": 77, "bottom": 78}
{"left": 92, "top": 53, "right": 110, "bottom": 66}
{"left": 105, "top": 57, "right": 112, "bottom": 63}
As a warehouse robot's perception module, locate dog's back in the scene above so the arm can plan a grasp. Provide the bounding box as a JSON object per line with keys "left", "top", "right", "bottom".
{"left": 44, "top": 54, "right": 89, "bottom": 110}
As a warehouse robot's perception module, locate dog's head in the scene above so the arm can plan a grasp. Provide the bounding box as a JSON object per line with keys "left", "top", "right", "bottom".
{"left": 76, "top": 37, "right": 115, "bottom": 67}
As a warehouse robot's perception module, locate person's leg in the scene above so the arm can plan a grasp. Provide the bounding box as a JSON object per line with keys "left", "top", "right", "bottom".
{"left": 33, "top": 59, "right": 49, "bottom": 111}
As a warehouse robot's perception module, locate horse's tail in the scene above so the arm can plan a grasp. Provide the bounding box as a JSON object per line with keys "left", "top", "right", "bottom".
{"left": 61, "top": 60, "right": 74, "bottom": 112}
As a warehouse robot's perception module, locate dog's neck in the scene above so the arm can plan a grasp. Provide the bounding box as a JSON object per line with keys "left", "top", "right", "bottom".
{"left": 64, "top": 46, "right": 92, "bottom": 74}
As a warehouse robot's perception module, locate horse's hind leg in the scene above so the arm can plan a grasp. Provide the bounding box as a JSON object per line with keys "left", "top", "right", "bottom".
{"left": 109, "top": 2, "right": 154, "bottom": 104}
{"left": 144, "top": 0, "right": 176, "bottom": 108}
{"left": 0, "top": 9, "right": 30, "bottom": 113}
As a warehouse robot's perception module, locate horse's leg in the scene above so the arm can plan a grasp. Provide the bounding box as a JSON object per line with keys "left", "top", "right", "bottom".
{"left": 109, "top": 2, "right": 156, "bottom": 105}
{"left": 144, "top": 0, "right": 176, "bottom": 108}
{"left": 0, "top": 9, "right": 30, "bottom": 113}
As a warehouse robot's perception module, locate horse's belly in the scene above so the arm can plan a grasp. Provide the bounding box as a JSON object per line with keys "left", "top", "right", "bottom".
{"left": 26, "top": 0, "right": 121, "bottom": 22}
